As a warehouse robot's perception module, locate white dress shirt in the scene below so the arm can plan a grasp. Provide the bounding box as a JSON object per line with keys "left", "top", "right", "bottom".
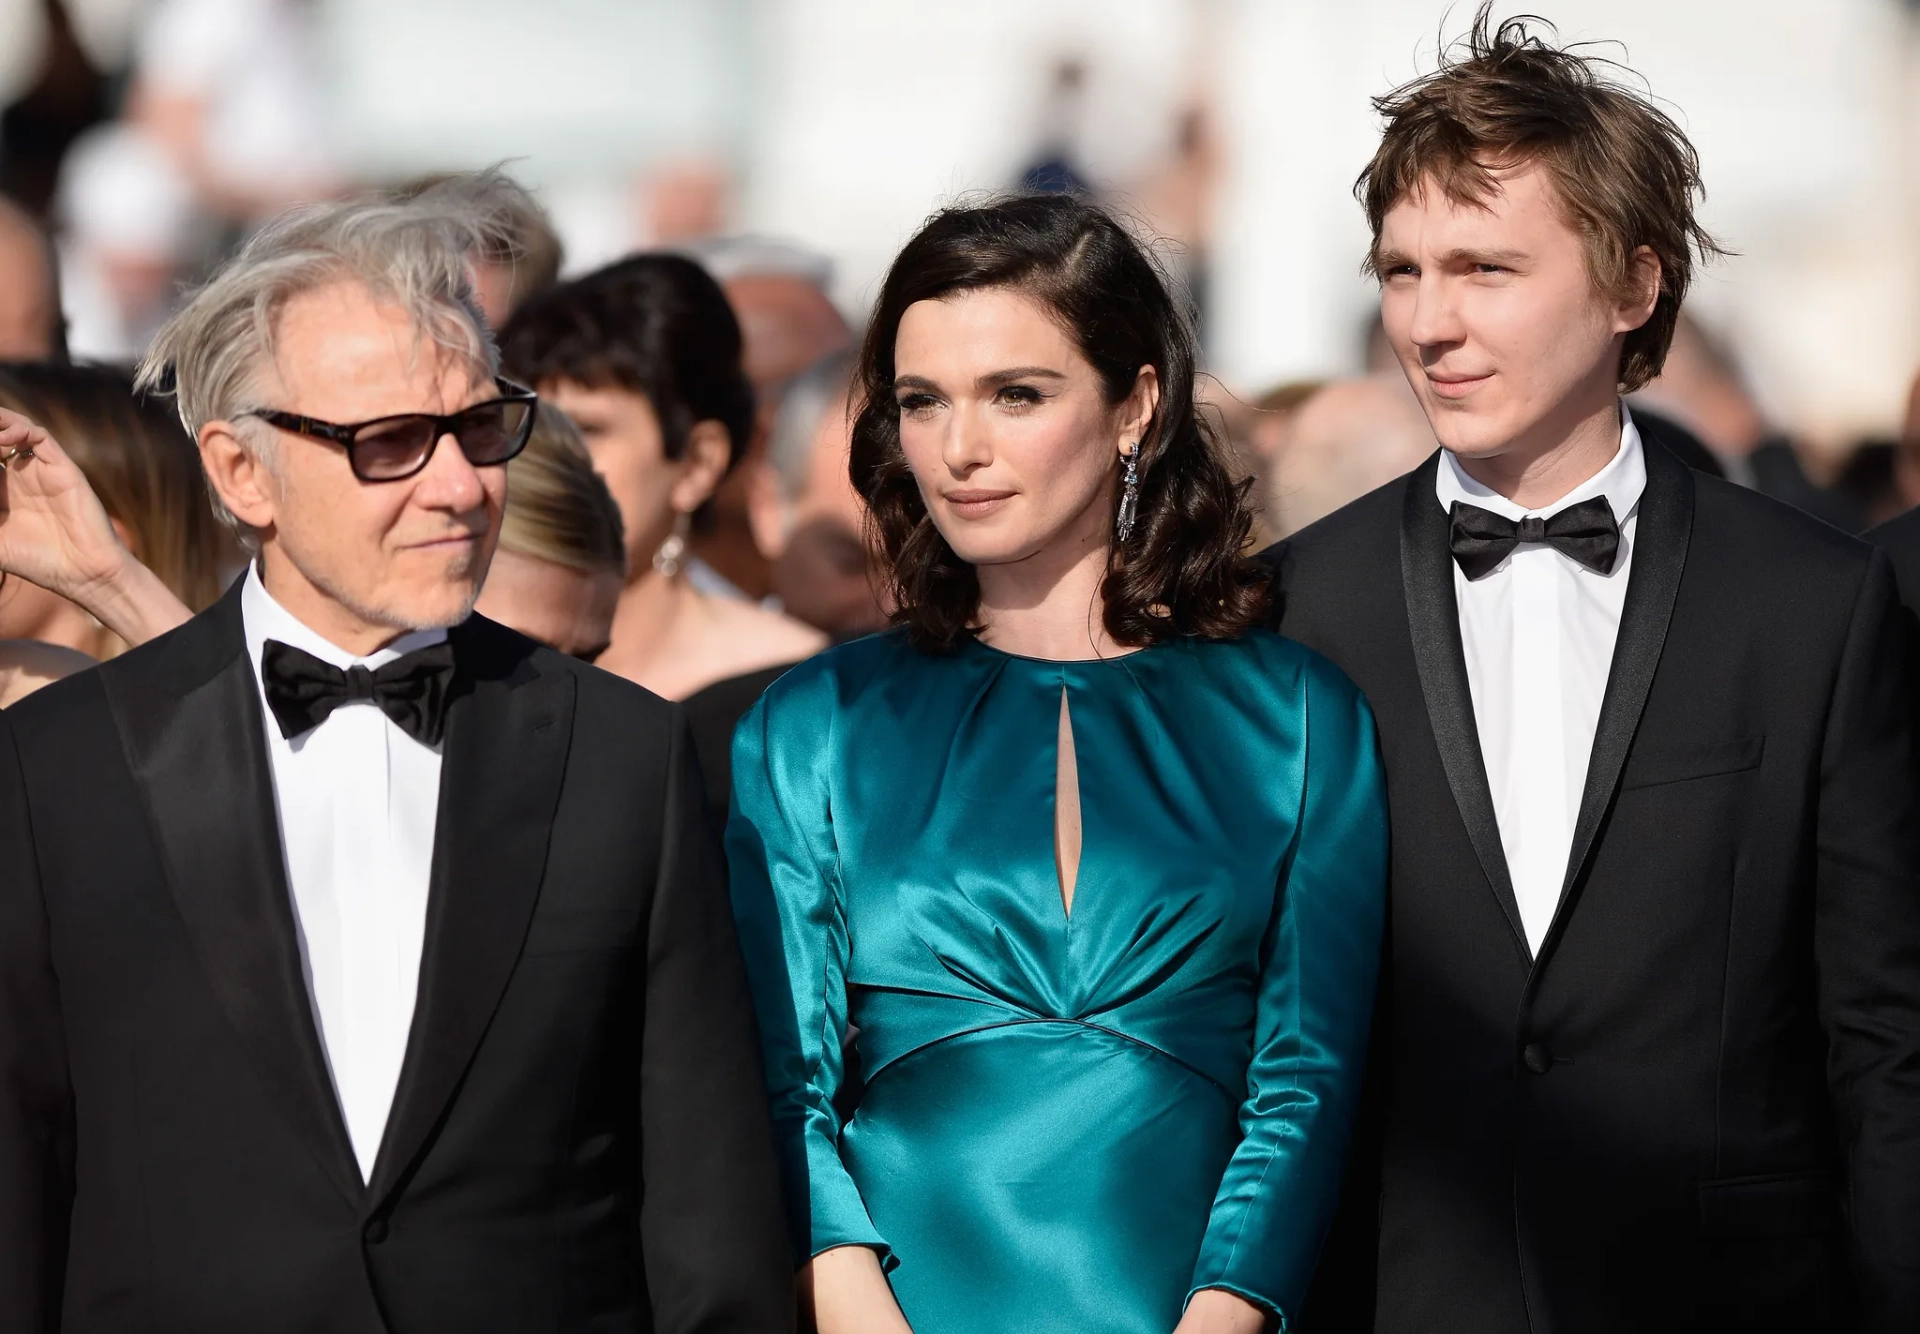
{"left": 1435, "top": 406, "right": 1647, "bottom": 955}
{"left": 240, "top": 567, "right": 445, "bottom": 1180}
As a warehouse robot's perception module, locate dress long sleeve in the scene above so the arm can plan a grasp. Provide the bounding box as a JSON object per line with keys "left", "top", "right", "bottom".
{"left": 1189, "top": 655, "right": 1388, "bottom": 1323}
{"left": 726, "top": 674, "right": 890, "bottom": 1266}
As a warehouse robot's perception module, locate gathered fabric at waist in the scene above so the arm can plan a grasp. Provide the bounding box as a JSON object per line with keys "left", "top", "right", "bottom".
{"left": 848, "top": 984, "right": 1250, "bottom": 1101}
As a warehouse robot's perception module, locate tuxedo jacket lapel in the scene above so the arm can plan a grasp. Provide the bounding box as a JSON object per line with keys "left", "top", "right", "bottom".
{"left": 99, "top": 583, "right": 363, "bottom": 1205}
{"left": 369, "top": 618, "right": 574, "bottom": 1207}
{"left": 1535, "top": 440, "right": 1694, "bottom": 966}
{"left": 1399, "top": 454, "right": 1529, "bottom": 958}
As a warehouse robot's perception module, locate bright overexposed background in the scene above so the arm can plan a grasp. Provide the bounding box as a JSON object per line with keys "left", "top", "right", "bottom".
{"left": 5, "top": 0, "right": 1918, "bottom": 453}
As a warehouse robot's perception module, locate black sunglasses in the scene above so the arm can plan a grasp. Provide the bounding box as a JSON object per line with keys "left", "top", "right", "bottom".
{"left": 241, "top": 377, "right": 538, "bottom": 482}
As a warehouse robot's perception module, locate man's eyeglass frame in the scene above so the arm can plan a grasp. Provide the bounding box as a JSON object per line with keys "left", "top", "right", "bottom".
{"left": 240, "top": 376, "right": 539, "bottom": 483}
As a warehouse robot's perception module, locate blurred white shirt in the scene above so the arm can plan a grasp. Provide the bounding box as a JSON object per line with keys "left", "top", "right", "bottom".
{"left": 1436, "top": 406, "right": 1646, "bottom": 956}
{"left": 240, "top": 565, "right": 443, "bottom": 1180}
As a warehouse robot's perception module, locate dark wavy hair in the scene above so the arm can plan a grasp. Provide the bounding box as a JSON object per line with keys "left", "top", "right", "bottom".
{"left": 851, "top": 194, "right": 1270, "bottom": 652}
{"left": 497, "top": 253, "right": 754, "bottom": 473}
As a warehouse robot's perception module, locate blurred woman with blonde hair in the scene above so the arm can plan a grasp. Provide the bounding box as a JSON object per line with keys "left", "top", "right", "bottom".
{"left": 474, "top": 400, "right": 626, "bottom": 662}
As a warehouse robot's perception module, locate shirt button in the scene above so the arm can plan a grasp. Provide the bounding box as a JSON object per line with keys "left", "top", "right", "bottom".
{"left": 1522, "top": 1043, "right": 1554, "bottom": 1075}
{"left": 363, "top": 1218, "right": 389, "bottom": 1245}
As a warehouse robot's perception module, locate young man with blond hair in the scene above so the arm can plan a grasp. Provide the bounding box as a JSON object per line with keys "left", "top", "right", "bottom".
{"left": 1277, "top": 12, "right": 1920, "bottom": 1332}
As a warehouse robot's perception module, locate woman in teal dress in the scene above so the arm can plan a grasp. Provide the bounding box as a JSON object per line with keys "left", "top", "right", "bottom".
{"left": 727, "top": 194, "right": 1387, "bottom": 1334}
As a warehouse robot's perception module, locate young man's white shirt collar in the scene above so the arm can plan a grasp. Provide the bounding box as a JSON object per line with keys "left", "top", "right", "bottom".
{"left": 240, "top": 564, "right": 446, "bottom": 1180}
{"left": 1433, "top": 404, "right": 1647, "bottom": 954}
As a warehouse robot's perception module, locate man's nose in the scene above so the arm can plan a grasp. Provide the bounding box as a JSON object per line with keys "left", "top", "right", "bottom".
{"left": 1407, "top": 274, "right": 1464, "bottom": 349}
{"left": 415, "top": 430, "right": 488, "bottom": 511}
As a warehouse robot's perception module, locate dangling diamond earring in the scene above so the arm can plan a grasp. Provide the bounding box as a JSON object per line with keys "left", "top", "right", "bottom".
{"left": 653, "top": 511, "right": 692, "bottom": 578}
{"left": 1115, "top": 445, "right": 1140, "bottom": 543}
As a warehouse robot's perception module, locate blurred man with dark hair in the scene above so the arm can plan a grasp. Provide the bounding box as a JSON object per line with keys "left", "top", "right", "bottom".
{"left": 0, "top": 195, "right": 65, "bottom": 361}
{"left": 1277, "top": 11, "right": 1920, "bottom": 1331}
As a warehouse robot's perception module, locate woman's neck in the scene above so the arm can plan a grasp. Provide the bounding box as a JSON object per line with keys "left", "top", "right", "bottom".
{"left": 1, "top": 585, "right": 111, "bottom": 659}
{"left": 975, "top": 524, "right": 1129, "bottom": 662}
{"left": 600, "top": 569, "right": 701, "bottom": 676}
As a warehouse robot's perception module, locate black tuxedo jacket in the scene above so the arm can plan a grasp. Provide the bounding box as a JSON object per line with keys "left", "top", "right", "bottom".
{"left": 1867, "top": 504, "right": 1920, "bottom": 613}
{"left": 0, "top": 584, "right": 792, "bottom": 1332}
{"left": 1274, "top": 443, "right": 1920, "bottom": 1333}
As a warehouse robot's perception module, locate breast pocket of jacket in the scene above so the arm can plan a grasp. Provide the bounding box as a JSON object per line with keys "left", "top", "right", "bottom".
{"left": 1619, "top": 735, "right": 1765, "bottom": 791}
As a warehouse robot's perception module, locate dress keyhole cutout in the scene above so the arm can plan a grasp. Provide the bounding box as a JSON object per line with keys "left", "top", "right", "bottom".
{"left": 1054, "top": 688, "right": 1083, "bottom": 919}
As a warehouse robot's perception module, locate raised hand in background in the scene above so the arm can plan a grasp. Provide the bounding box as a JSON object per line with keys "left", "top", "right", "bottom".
{"left": 0, "top": 407, "right": 192, "bottom": 648}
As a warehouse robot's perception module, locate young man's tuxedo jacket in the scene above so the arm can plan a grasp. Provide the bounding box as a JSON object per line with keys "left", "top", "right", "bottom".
{"left": 0, "top": 583, "right": 793, "bottom": 1332}
{"left": 1868, "top": 503, "right": 1920, "bottom": 614}
{"left": 1275, "top": 440, "right": 1920, "bottom": 1333}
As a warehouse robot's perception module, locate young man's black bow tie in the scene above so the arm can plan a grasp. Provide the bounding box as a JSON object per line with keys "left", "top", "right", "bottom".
{"left": 260, "top": 639, "right": 457, "bottom": 745}
{"left": 1447, "top": 497, "right": 1621, "bottom": 581}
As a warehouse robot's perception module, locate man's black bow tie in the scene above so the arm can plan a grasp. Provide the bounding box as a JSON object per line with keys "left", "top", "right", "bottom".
{"left": 260, "top": 639, "right": 456, "bottom": 746}
{"left": 1447, "top": 497, "right": 1621, "bottom": 581}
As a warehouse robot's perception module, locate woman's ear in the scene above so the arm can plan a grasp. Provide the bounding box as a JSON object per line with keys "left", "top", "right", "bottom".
{"left": 668, "top": 419, "right": 734, "bottom": 515}
{"left": 1121, "top": 365, "right": 1162, "bottom": 452}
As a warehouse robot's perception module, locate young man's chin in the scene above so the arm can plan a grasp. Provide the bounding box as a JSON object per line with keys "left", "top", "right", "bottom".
{"left": 1425, "top": 400, "right": 1534, "bottom": 456}
{"left": 1432, "top": 430, "right": 1514, "bottom": 463}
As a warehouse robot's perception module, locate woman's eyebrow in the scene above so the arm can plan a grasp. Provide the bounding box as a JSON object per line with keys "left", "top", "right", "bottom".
{"left": 976, "top": 367, "right": 1068, "bottom": 390}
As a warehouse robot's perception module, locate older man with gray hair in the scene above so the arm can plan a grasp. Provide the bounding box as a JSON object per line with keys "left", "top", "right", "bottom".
{"left": 0, "top": 175, "right": 791, "bottom": 1332}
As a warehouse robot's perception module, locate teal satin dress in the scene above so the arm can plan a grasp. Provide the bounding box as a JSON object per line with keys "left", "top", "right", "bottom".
{"left": 727, "top": 628, "right": 1387, "bottom": 1332}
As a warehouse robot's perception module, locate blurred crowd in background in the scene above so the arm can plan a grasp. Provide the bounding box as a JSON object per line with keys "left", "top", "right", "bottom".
{"left": 7, "top": 0, "right": 1920, "bottom": 709}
